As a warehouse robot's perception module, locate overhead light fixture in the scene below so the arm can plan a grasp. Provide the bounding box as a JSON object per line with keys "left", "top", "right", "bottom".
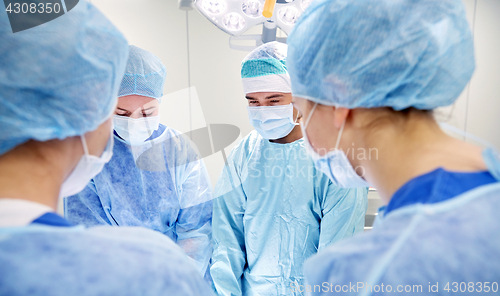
{"left": 178, "top": 0, "right": 195, "bottom": 10}
{"left": 278, "top": 6, "right": 299, "bottom": 25}
{"left": 300, "top": 0, "right": 312, "bottom": 11}
{"left": 193, "top": 0, "right": 310, "bottom": 50}
{"left": 202, "top": 0, "right": 226, "bottom": 14}
{"left": 222, "top": 12, "right": 246, "bottom": 31}
{"left": 242, "top": 0, "right": 262, "bottom": 18}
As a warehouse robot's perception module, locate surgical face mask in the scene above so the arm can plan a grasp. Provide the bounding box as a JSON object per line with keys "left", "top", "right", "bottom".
{"left": 247, "top": 103, "right": 298, "bottom": 140}
{"left": 59, "top": 129, "right": 114, "bottom": 198}
{"left": 113, "top": 115, "right": 160, "bottom": 145}
{"left": 301, "top": 102, "right": 370, "bottom": 188}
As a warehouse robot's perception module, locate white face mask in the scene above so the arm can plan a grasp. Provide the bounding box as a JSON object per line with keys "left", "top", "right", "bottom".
{"left": 59, "top": 129, "right": 114, "bottom": 198}
{"left": 247, "top": 103, "right": 298, "bottom": 140}
{"left": 113, "top": 115, "right": 160, "bottom": 146}
{"left": 302, "top": 102, "right": 370, "bottom": 188}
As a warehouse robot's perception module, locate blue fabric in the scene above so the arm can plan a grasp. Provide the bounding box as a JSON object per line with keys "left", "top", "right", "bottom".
{"left": 211, "top": 131, "right": 368, "bottom": 296}
{"left": 118, "top": 45, "right": 167, "bottom": 101}
{"left": 65, "top": 124, "right": 213, "bottom": 274}
{"left": 287, "top": 0, "right": 475, "bottom": 110}
{"left": 484, "top": 148, "right": 500, "bottom": 181}
{"left": 0, "top": 225, "right": 212, "bottom": 295}
{"left": 241, "top": 42, "right": 288, "bottom": 78}
{"left": 0, "top": 1, "right": 128, "bottom": 156}
{"left": 241, "top": 59, "right": 287, "bottom": 78}
{"left": 303, "top": 152, "right": 500, "bottom": 296}
{"left": 386, "top": 168, "right": 497, "bottom": 215}
{"left": 31, "top": 213, "right": 73, "bottom": 227}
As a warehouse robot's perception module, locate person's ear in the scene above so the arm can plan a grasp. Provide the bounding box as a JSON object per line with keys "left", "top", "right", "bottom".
{"left": 333, "top": 107, "right": 350, "bottom": 129}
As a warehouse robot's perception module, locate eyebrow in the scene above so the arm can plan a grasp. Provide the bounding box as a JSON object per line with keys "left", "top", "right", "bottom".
{"left": 245, "top": 94, "right": 284, "bottom": 100}
{"left": 116, "top": 106, "right": 156, "bottom": 112}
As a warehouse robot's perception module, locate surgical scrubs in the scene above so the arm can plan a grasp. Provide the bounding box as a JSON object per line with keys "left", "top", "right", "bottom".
{"left": 304, "top": 148, "right": 500, "bottom": 296}
{"left": 64, "top": 124, "right": 213, "bottom": 274}
{"left": 211, "top": 131, "right": 368, "bottom": 296}
{"left": 0, "top": 205, "right": 211, "bottom": 295}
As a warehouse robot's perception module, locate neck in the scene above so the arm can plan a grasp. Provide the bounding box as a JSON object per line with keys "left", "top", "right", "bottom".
{"left": 356, "top": 116, "right": 487, "bottom": 204}
{"left": 0, "top": 141, "right": 75, "bottom": 210}
{"left": 270, "top": 124, "right": 303, "bottom": 144}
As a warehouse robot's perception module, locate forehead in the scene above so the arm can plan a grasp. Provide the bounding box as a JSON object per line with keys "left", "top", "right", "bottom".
{"left": 117, "top": 95, "right": 158, "bottom": 110}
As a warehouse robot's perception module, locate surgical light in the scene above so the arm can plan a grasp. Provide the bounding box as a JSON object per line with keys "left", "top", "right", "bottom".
{"left": 202, "top": 0, "right": 226, "bottom": 15}
{"left": 223, "top": 12, "right": 246, "bottom": 31}
{"left": 242, "top": 0, "right": 262, "bottom": 18}
{"left": 278, "top": 6, "right": 298, "bottom": 25}
{"left": 301, "top": 0, "right": 312, "bottom": 11}
{"left": 194, "top": 0, "right": 311, "bottom": 51}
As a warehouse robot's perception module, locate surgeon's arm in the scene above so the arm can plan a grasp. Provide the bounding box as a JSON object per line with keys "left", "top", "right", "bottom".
{"left": 64, "top": 180, "right": 113, "bottom": 226}
{"left": 176, "top": 201, "right": 213, "bottom": 275}
{"left": 175, "top": 158, "right": 214, "bottom": 276}
{"left": 318, "top": 184, "right": 368, "bottom": 251}
{"left": 210, "top": 164, "right": 247, "bottom": 296}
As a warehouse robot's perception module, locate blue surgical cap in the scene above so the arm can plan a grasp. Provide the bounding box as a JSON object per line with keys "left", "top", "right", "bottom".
{"left": 287, "top": 0, "right": 475, "bottom": 110}
{"left": 118, "top": 45, "right": 167, "bottom": 101}
{"left": 0, "top": 2, "right": 128, "bottom": 156}
{"left": 241, "top": 41, "right": 291, "bottom": 95}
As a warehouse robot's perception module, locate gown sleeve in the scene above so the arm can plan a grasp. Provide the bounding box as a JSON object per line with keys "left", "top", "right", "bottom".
{"left": 318, "top": 183, "right": 368, "bottom": 251}
{"left": 64, "top": 180, "right": 113, "bottom": 226}
{"left": 175, "top": 136, "right": 214, "bottom": 277}
{"left": 210, "top": 153, "right": 247, "bottom": 296}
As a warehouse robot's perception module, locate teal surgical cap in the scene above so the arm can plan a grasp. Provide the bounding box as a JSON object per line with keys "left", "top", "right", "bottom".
{"left": 118, "top": 45, "right": 167, "bottom": 101}
{"left": 0, "top": 1, "right": 128, "bottom": 156}
{"left": 241, "top": 41, "right": 291, "bottom": 95}
{"left": 287, "top": 0, "right": 475, "bottom": 110}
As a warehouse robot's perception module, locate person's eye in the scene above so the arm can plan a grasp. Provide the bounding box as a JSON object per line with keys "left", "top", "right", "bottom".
{"left": 142, "top": 113, "right": 154, "bottom": 117}
{"left": 271, "top": 100, "right": 280, "bottom": 103}
{"left": 249, "top": 101, "right": 258, "bottom": 104}
{"left": 116, "top": 112, "right": 128, "bottom": 116}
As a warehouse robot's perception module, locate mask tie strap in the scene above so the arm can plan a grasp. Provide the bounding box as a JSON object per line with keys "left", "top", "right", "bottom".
{"left": 293, "top": 108, "right": 300, "bottom": 125}
{"left": 80, "top": 135, "right": 90, "bottom": 156}
{"left": 304, "top": 102, "right": 318, "bottom": 130}
{"left": 334, "top": 119, "right": 346, "bottom": 150}
{"left": 439, "top": 122, "right": 492, "bottom": 147}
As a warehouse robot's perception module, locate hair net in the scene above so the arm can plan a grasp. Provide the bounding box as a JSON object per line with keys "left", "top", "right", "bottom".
{"left": 241, "top": 41, "right": 291, "bottom": 95}
{"left": 287, "top": 0, "right": 475, "bottom": 110}
{"left": 0, "top": 2, "right": 128, "bottom": 156}
{"left": 118, "top": 45, "right": 167, "bottom": 101}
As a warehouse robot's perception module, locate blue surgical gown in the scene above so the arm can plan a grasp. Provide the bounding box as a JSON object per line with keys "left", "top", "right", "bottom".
{"left": 304, "top": 148, "right": 500, "bottom": 296}
{"left": 211, "top": 131, "right": 368, "bottom": 296}
{"left": 64, "top": 124, "right": 213, "bottom": 274}
{"left": 0, "top": 214, "right": 212, "bottom": 296}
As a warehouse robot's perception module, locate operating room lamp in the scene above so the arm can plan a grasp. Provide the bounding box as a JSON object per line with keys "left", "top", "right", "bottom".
{"left": 191, "top": 0, "right": 313, "bottom": 51}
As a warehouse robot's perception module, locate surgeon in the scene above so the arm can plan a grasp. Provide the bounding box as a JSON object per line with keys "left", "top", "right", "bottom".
{"left": 211, "top": 42, "right": 368, "bottom": 296}
{"left": 64, "top": 45, "right": 213, "bottom": 276}
{"left": 287, "top": 0, "right": 500, "bottom": 294}
{"left": 0, "top": 2, "right": 210, "bottom": 295}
